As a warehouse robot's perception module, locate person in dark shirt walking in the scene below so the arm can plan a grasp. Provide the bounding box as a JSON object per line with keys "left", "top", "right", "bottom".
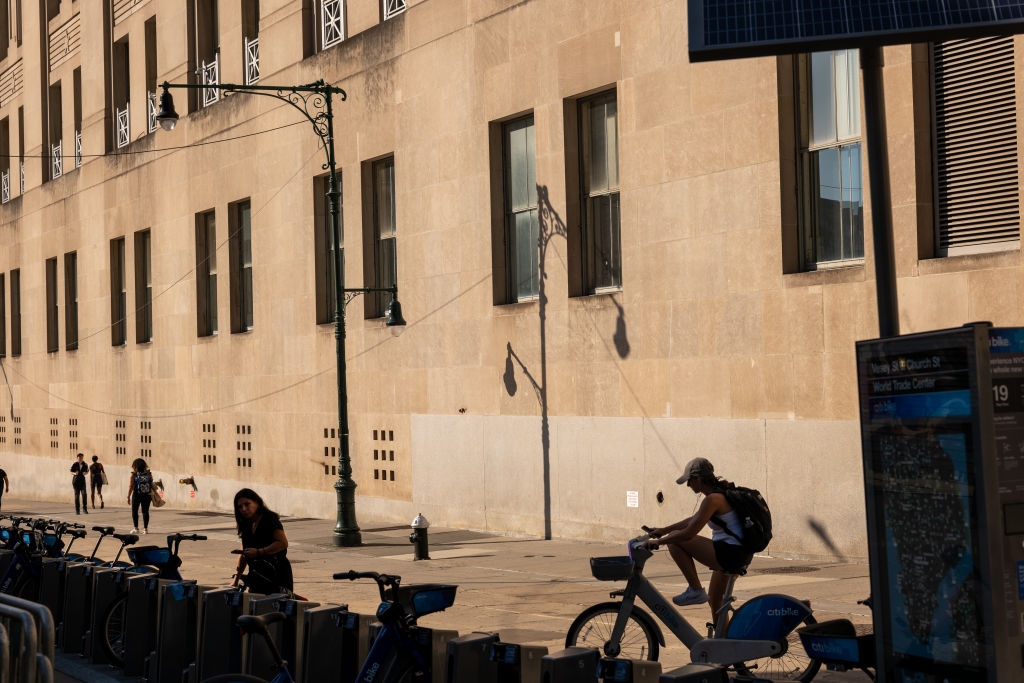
{"left": 0, "top": 467, "right": 9, "bottom": 511}
{"left": 70, "top": 453, "right": 89, "bottom": 514}
{"left": 89, "top": 455, "right": 106, "bottom": 509}
{"left": 230, "top": 488, "right": 293, "bottom": 595}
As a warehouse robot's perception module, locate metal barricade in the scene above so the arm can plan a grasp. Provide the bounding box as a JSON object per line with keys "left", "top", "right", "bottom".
{"left": 540, "top": 647, "right": 600, "bottom": 683}
{"left": 657, "top": 663, "right": 728, "bottom": 682}
{"left": 198, "top": 587, "right": 258, "bottom": 679}
{"left": 597, "top": 657, "right": 662, "bottom": 681}
{"left": 446, "top": 632, "right": 499, "bottom": 682}
{"left": 489, "top": 640, "right": 548, "bottom": 683}
{"left": 0, "top": 593, "right": 55, "bottom": 683}
{"left": 152, "top": 581, "right": 206, "bottom": 683}
{"left": 0, "top": 604, "right": 37, "bottom": 683}
{"left": 298, "top": 603, "right": 347, "bottom": 683}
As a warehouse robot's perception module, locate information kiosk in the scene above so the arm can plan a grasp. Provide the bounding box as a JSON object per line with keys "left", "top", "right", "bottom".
{"left": 856, "top": 323, "right": 1016, "bottom": 682}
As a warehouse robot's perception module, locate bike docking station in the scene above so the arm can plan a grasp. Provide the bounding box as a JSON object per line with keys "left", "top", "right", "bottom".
{"left": 853, "top": 323, "right": 1024, "bottom": 681}
{"left": 86, "top": 564, "right": 154, "bottom": 665}
{"left": 446, "top": 631, "right": 549, "bottom": 682}
{"left": 244, "top": 594, "right": 321, "bottom": 682}
{"left": 296, "top": 603, "right": 349, "bottom": 683}
{"left": 197, "top": 586, "right": 257, "bottom": 678}
{"left": 657, "top": 663, "right": 729, "bottom": 682}
{"left": 596, "top": 656, "right": 662, "bottom": 681}
{"left": 539, "top": 646, "right": 600, "bottom": 681}
{"left": 366, "top": 618, "right": 457, "bottom": 682}
{"left": 153, "top": 580, "right": 211, "bottom": 683}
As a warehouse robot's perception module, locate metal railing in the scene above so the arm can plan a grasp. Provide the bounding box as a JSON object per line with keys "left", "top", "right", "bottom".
{"left": 383, "top": 0, "right": 406, "bottom": 20}
{"left": 321, "top": 0, "right": 343, "bottom": 48}
{"left": 147, "top": 91, "right": 157, "bottom": 133}
{"left": 1, "top": 170, "right": 8, "bottom": 204}
{"left": 116, "top": 105, "right": 130, "bottom": 149}
{"left": 201, "top": 56, "right": 220, "bottom": 107}
{"left": 74, "top": 130, "right": 82, "bottom": 168}
{"left": 244, "top": 36, "right": 260, "bottom": 84}
{"left": 0, "top": 591, "right": 55, "bottom": 683}
{"left": 50, "top": 142, "right": 62, "bottom": 180}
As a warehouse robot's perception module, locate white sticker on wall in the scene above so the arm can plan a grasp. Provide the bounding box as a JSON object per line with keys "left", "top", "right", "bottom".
{"left": 626, "top": 491, "right": 639, "bottom": 508}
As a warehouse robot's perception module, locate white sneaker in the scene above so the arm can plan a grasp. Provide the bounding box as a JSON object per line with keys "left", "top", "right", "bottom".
{"left": 142, "top": 529, "right": 148, "bottom": 535}
{"left": 672, "top": 587, "right": 709, "bottom": 606}
{"left": 129, "top": 528, "right": 139, "bottom": 534}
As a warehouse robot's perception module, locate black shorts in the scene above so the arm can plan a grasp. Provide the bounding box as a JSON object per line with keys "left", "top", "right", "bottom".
{"left": 713, "top": 540, "right": 753, "bottom": 574}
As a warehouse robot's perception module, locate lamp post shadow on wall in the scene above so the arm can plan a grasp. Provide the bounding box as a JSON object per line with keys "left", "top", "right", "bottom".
{"left": 155, "top": 80, "right": 407, "bottom": 547}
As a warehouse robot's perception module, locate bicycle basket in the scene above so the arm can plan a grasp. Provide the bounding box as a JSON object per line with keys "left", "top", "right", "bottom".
{"left": 398, "top": 584, "right": 458, "bottom": 617}
{"left": 127, "top": 546, "right": 170, "bottom": 565}
{"left": 590, "top": 556, "right": 633, "bottom": 581}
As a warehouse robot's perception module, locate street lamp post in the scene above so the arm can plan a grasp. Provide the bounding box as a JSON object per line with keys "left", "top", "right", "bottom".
{"left": 155, "top": 80, "right": 406, "bottom": 547}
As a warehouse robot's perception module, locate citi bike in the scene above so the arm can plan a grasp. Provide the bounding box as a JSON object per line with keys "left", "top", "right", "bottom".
{"left": 565, "top": 528, "right": 821, "bottom": 681}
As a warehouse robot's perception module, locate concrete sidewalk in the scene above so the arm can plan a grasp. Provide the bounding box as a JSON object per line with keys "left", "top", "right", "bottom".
{"left": 4, "top": 497, "right": 873, "bottom": 681}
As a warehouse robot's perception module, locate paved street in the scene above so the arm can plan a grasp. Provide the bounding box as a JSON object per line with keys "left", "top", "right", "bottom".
{"left": 1, "top": 497, "right": 873, "bottom": 681}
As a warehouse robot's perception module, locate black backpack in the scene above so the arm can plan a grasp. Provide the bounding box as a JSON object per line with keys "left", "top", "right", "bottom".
{"left": 135, "top": 471, "right": 153, "bottom": 494}
{"left": 715, "top": 486, "right": 772, "bottom": 553}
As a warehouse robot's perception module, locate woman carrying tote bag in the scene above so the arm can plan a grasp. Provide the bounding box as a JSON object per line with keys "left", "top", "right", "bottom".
{"left": 127, "top": 458, "right": 158, "bottom": 534}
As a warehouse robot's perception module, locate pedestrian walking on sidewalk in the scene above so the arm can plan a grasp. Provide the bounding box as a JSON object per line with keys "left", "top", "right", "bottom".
{"left": 127, "top": 458, "right": 154, "bottom": 534}
{"left": 0, "top": 466, "right": 10, "bottom": 511}
{"left": 70, "top": 452, "right": 89, "bottom": 514}
{"left": 89, "top": 455, "right": 106, "bottom": 509}
{"left": 230, "top": 488, "right": 293, "bottom": 595}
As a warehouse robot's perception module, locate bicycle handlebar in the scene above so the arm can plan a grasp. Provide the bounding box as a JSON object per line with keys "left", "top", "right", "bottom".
{"left": 332, "top": 570, "right": 382, "bottom": 581}
{"left": 169, "top": 534, "right": 207, "bottom": 542}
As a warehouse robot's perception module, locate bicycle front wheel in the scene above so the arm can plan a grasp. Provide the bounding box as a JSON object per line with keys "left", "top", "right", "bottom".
{"left": 731, "top": 613, "right": 821, "bottom": 682}
{"left": 565, "top": 602, "right": 660, "bottom": 661}
{"left": 101, "top": 594, "right": 129, "bottom": 667}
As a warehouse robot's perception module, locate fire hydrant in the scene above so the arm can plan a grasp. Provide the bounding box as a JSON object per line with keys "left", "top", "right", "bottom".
{"left": 410, "top": 513, "right": 430, "bottom": 561}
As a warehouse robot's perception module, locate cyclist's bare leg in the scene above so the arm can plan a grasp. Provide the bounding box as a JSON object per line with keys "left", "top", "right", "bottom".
{"left": 666, "top": 536, "right": 719, "bottom": 587}
{"left": 708, "top": 569, "right": 730, "bottom": 622}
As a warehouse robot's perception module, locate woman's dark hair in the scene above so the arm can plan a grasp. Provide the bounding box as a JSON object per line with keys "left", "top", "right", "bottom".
{"left": 91, "top": 455, "right": 98, "bottom": 463}
{"left": 131, "top": 458, "right": 148, "bottom": 473}
{"left": 233, "top": 488, "right": 281, "bottom": 538}
{"left": 697, "top": 473, "right": 735, "bottom": 491}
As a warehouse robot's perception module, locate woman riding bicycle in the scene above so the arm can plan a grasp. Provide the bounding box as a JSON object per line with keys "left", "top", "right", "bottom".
{"left": 646, "top": 457, "right": 753, "bottom": 619}
{"left": 230, "top": 488, "right": 294, "bottom": 595}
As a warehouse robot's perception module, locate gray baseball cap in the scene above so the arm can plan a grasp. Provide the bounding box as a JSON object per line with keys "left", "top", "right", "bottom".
{"left": 675, "top": 457, "right": 714, "bottom": 484}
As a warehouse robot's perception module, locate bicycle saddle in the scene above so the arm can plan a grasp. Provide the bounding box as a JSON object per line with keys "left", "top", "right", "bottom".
{"left": 92, "top": 526, "right": 115, "bottom": 535}
{"left": 237, "top": 612, "right": 286, "bottom": 635}
{"left": 112, "top": 533, "right": 139, "bottom": 545}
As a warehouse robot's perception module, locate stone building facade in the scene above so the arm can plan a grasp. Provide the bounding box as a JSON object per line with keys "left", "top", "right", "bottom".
{"left": 0, "top": 0, "right": 1020, "bottom": 560}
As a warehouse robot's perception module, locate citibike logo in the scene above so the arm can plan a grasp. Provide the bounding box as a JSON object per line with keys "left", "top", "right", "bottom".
{"left": 362, "top": 662, "right": 380, "bottom": 681}
{"left": 766, "top": 607, "right": 802, "bottom": 617}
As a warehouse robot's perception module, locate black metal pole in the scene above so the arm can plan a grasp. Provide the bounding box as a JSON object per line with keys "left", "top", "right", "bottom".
{"left": 860, "top": 46, "right": 900, "bottom": 338}
{"left": 326, "top": 91, "right": 361, "bottom": 547}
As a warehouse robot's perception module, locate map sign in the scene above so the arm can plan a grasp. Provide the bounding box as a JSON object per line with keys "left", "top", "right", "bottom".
{"left": 857, "top": 328, "right": 998, "bottom": 681}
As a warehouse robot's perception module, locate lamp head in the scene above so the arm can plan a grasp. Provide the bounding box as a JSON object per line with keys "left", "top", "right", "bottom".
{"left": 155, "top": 87, "right": 179, "bottom": 131}
{"left": 385, "top": 297, "right": 406, "bottom": 337}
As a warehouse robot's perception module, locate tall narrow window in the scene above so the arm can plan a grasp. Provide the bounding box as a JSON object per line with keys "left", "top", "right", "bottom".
{"left": 0, "top": 1, "right": 8, "bottom": 62}
{"left": 366, "top": 157, "right": 396, "bottom": 318}
{"left": 933, "top": 37, "right": 1019, "bottom": 255}
{"left": 64, "top": 252, "right": 77, "bottom": 351}
{"left": 314, "top": 173, "right": 341, "bottom": 324}
{"left": 145, "top": 18, "right": 158, "bottom": 134}
{"left": 10, "top": 269, "right": 20, "bottom": 357}
{"left": 16, "top": 106, "right": 23, "bottom": 194}
{"left": 0, "top": 274, "right": 6, "bottom": 357}
{"left": 195, "top": 210, "right": 218, "bottom": 336}
{"left": 45, "top": 257, "right": 58, "bottom": 353}
{"left": 797, "top": 49, "right": 863, "bottom": 268}
{"left": 0, "top": 117, "right": 9, "bottom": 203}
{"left": 48, "top": 82, "right": 62, "bottom": 179}
{"left": 135, "top": 229, "right": 152, "bottom": 343}
{"left": 242, "top": 0, "right": 260, "bottom": 84}
{"left": 194, "top": 0, "right": 220, "bottom": 108}
{"left": 113, "top": 38, "right": 130, "bottom": 149}
{"left": 318, "top": 0, "right": 343, "bottom": 51}
{"left": 110, "top": 237, "right": 126, "bottom": 346}
{"left": 579, "top": 90, "right": 621, "bottom": 292}
{"left": 229, "top": 200, "right": 253, "bottom": 332}
{"left": 502, "top": 116, "right": 538, "bottom": 301}
{"left": 73, "top": 68, "right": 82, "bottom": 167}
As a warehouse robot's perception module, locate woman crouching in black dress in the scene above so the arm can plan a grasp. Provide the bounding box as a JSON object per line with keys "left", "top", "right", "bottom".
{"left": 230, "top": 488, "right": 294, "bottom": 594}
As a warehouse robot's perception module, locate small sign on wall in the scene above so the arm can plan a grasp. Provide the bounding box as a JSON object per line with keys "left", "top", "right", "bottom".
{"left": 626, "top": 491, "right": 639, "bottom": 508}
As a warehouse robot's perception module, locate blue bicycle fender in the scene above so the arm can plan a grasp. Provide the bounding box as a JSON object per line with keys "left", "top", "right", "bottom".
{"left": 725, "top": 594, "right": 811, "bottom": 641}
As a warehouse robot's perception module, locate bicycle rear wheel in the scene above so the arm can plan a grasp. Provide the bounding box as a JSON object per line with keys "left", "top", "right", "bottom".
{"left": 565, "top": 602, "right": 660, "bottom": 661}
{"left": 730, "top": 613, "right": 821, "bottom": 682}
{"left": 101, "top": 594, "right": 129, "bottom": 667}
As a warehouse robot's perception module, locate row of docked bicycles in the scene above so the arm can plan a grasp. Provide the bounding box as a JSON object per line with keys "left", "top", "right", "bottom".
{"left": 0, "top": 514, "right": 463, "bottom": 683}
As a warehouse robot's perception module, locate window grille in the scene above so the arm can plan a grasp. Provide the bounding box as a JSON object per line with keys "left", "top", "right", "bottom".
{"left": 933, "top": 37, "right": 1020, "bottom": 254}
{"left": 1, "top": 170, "right": 8, "bottom": 204}
{"left": 321, "top": 0, "right": 343, "bottom": 48}
{"left": 147, "top": 91, "right": 157, "bottom": 134}
{"left": 244, "top": 36, "right": 260, "bottom": 84}
{"left": 51, "top": 141, "right": 62, "bottom": 179}
{"left": 116, "top": 105, "right": 130, "bottom": 149}
{"left": 201, "top": 56, "right": 220, "bottom": 107}
{"left": 74, "top": 130, "right": 81, "bottom": 167}
{"left": 383, "top": 0, "right": 406, "bottom": 20}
